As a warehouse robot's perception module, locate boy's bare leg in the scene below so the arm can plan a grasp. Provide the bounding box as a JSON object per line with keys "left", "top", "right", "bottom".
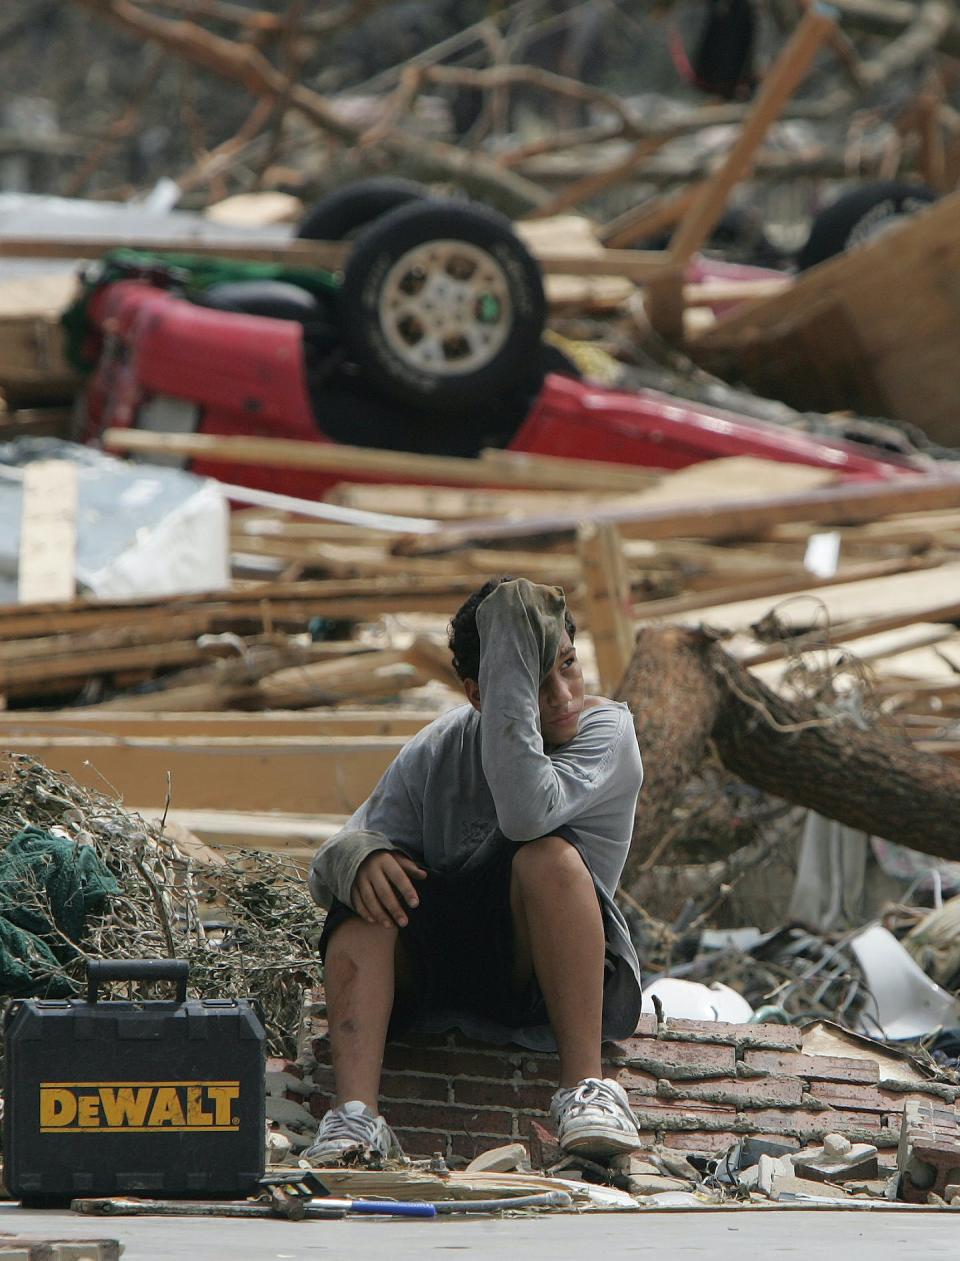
{"left": 510, "top": 835, "right": 605, "bottom": 1087}
{"left": 324, "top": 917, "right": 399, "bottom": 1109}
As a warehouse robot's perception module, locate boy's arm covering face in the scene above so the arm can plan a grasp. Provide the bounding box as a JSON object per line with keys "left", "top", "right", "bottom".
{"left": 476, "top": 578, "right": 628, "bottom": 842}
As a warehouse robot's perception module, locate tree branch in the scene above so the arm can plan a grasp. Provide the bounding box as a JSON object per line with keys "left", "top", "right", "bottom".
{"left": 70, "top": 0, "right": 551, "bottom": 214}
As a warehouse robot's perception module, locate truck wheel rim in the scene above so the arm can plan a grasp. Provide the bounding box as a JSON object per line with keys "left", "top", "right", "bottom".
{"left": 378, "top": 239, "right": 512, "bottom": 376}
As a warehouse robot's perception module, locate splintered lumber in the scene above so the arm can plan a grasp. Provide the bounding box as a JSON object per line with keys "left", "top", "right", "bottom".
{"left": 0, "top": 233, "right": 672, "bottom": 284}
{"left": 247, "top": 648, "right": 431, "bottom": 709}
{"left": 689, "top": 190, "right": 960, "bottom": 442}
{"left": 668, "top": 8, "right": 835, "bottom": 270}
{"left": 631, "top": 554, "right": 939, "bottom": 619}
{"left": 0, "top": 273, "right": 78, "bottom": 393}
{"left": 648, "top": 6, "right": 833, "bottom": 336}
{"left": 102, "top": 428, "right": 654, "bottom": 494}
{"left": 0, "top": 710, "right": 435, "bottom": 739}
{"left": 130, "top": 808, "right": 348, "bottom": 862}
{"left": 648, "top": 560, "right": 960, "bottom": 640}
{"left": 616, "top": 626, "right": 960, "bottom": 872}
{"left": 326, "top": 484, "right": 629, "bottom": 520}
{"left": 577, "top": 522, "right": 634, "bottom": 693}
{"left": 7, "top": 736, "right": 406, "bottom": 813}
{"left": 0, "top": 576, "right": 486, "bottom": 641}
{"left": 392, "top": 471, "right": 960, "bottom": 555}
{"left": 18, "top": 460, "right": 77, "bottom": 604}
{"left": 86, "top": 646, "right": 433, "bottom": 712}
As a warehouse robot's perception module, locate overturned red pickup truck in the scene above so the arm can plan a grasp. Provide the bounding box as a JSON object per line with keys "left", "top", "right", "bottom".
{"left": 74, "top": 197, "right": 917, "bottom": 498}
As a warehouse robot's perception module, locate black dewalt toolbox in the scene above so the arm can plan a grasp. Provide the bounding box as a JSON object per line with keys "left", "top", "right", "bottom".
{"left": 3, "top": 959, "right": 265, "bottom": 1203}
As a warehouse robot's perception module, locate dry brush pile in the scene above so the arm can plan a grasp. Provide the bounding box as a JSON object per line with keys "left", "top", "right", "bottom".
{"left": 0, "top": 753, "right": 325, "bottom": 1058}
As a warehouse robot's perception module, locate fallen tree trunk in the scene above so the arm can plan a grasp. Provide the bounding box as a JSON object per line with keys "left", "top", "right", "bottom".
{"left": 617, "top": 626, "right": 960, "bottom": 874}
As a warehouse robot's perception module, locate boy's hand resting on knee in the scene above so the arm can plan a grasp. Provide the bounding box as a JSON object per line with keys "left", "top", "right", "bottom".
{"left": 352, "top": 850, "right": 427, "bottom": 928}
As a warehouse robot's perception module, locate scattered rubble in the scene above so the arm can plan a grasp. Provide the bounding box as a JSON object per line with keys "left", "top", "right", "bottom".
{"left": 1, "top": 0, "right": 960, "bottom": 1227}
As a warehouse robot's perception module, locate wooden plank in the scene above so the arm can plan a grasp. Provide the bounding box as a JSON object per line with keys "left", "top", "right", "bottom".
{"left": 578, "top": 522, "right": 633, "bottom": 693}
{"left": 6, "top": 736, "right": 406, "bottom": 812}
{"left": 0, "top": 316, "right": 76, "bottom": 389}
{"left": 0, "top": 575, "right": 487, "bottom": 639}
{"left": 0, "top": 638, "right": 378, "bottom": 692}
{"left": 668, "top": 8, "right": 834, "bottom": 268}
{"left": 392, "top": 471, "right": 960, "bottom": 556}
{"left": 326, "top": 484, "right": 627, "bottom": 519}
{"left": 18, "top": 461, "right": 77, "bottom": 604}
{"left": 0, "top": 235, "right": 674, "bottom": 282}
{"left": 652, "top": 561, "right": 960, "bottom": 637}
{"left": 129, "top": 807, "right": 348, "bottom": 854}
{"left": 630, "top": 555, "right": 939, "bottom": 620}
{"left": 0, "top": 710, "right": 435, "bottom": 739}
{"left": 478, "top": 447, "right": 659, "bottom": 493}
{"left": 102, "top": 428, "right": 653, "bottom": 494}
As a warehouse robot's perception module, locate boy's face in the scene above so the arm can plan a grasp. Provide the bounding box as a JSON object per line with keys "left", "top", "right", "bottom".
{"left": 538, "top": 630, "right": 585, "bottom": 746}
{"left": 463, "top": 629, "right": 585, "bottom": 746}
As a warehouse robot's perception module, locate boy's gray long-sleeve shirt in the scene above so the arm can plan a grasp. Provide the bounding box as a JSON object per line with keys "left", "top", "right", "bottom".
{"left": 309, "top": 579, "right": 644, "bottom": 1050}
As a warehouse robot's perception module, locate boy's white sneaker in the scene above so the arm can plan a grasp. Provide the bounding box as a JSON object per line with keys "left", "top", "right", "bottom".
{"left": 550, "top": 1077, "right": 643, "bottom": 1159}
{"left": 302, "top": 1099, "right": 403, "bottom": 1164}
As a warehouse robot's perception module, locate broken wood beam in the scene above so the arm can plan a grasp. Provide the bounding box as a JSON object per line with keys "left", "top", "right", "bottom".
{"left": 3, "top": 736, "right": 406, "bottom": 813}
{"left": 18, "top": 460, "right": 77, "bottom": 605}
{"left": 391, "top": 472, "right": 960, "bottom": 555}
{"left": 101, "top": 428, "right": 654, "bottom": 494}
{"left": 667, "top": 7, "right": 835, "bottom": 270}
{"left": 0, "top": 710, "right": 433, "bottom": 739}
{"left": 577, "top": 522, "right": 634, "bottom": 694}
{"left": 0, "top": 234, "right": 673, "bottom": 284}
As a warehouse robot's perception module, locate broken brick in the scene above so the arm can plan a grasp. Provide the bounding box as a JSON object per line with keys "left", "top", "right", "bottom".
{"left": 663, "top": 1130, "right": 742, "bottom": 1153}
{"left": 806, "top": 1081, "right": 883, "bottom": 1111}
{"left": 658, "top": 1074, "right": 803, "bottom": 1108}
{"left": 743, "top": 1107, "right": 882, "bottom": 1139}
{"left": 633, "top": 1103, "right": 737, "bottom": 1131}
{"left": 897, "top": 1100, "right": 960, "bottom": 1204}
{"left": 608, "top": 1039, "right": 736, "bottom": 1080}
{"left": 742, "top": 1050, "right": 880, "bottom": 1084}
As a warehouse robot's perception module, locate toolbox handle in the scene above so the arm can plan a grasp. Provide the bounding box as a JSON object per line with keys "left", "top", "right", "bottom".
{"left": 86, "top": 959, "right": 189, "bottom": 1004}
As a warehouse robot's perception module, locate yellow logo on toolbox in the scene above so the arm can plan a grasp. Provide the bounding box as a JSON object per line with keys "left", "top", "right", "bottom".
{"left": 39, "top": 1081, "right": 241, "bottom": 1133}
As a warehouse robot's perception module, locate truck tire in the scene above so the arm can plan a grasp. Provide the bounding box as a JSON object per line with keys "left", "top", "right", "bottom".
{"left": 296, "top": 177, "right": 430, "bottom": 240}
{"left": 339, "top": 199, "right": 546, "bottom": 411}
{"left": 795, "top": 181, "right": 937, "bottom": 271}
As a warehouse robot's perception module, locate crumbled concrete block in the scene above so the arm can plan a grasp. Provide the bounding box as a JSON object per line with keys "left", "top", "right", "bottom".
{"left": 771, "top": 1173, "right": 848, "bottom": 1202}
{"left": 626, "top": 1173, "right": 695, "bottom": 1196}
{"left": 740, "top": 1153, "right": 794, "bottom": 1195}
{"left": 266, "top": 1069, "right": 314, "bottom": 1098}
{"left": 791, "top": 1133, "right": 879, "bottom": 1182}
{"left": 464, "top": 1143, "right": 529, "bottom": 1174}
{"left": 265, "top": 1094, "right": 317, "bottom": 1130}
{"left": 897, "top": 1099, "right": 960, "bottom": 1203}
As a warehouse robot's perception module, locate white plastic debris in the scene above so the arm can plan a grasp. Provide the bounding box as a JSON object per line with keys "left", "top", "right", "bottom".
{"left": 850, "top": 923, "right": 960, "bottom": 1040}
{"left": 641, "top": 977, "right": 754, "bottom": 1023}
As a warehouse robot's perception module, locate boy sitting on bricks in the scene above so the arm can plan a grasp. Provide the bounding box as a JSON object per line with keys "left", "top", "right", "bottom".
{"left": 306, "top": 576, "right": 644, "bottom": 1162}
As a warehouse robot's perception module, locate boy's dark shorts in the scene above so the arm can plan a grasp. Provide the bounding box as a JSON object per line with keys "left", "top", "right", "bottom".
{"left": 318, "top": 829, "right": 607, "bottom": 1035}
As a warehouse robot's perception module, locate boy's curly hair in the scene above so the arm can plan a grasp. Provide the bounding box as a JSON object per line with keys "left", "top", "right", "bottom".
{"left": 447, "top": 575, "right": 576, "bottom": 683}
